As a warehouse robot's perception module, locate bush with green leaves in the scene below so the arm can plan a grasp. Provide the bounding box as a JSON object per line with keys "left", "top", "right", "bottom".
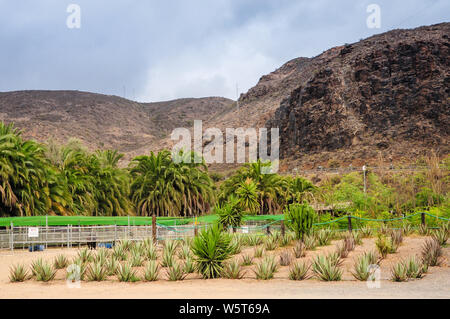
{"left": 216, "top": 196, "right": 244, "bottom": 232}
{"left": 288, "top": 261, "right": 310, "bottom": 281}
{"left": 143, "top": 260, "right": 159, "bottom": 281}
{"left": 375, "top": 234, "right": 395, "bottom": 258}
{"left": 77, "top": 248, "right": 93, "bottom": 263}
{"left": 9, "top": 264, "right": 29, "bottom": 282}
{"left": 191, "top": 224, "right": 232, "bottom": 279}
{"left": 351, "top": 254, "right": 373, "bottom": 281}
{"left": 240, "top": 254, "right": 254, "bottom": 266}
{"left": 432, "top": 228, "right": 448, "bottom": 246}
{"left": 86, "top": 262, "right": 108, "bottom": 281}
{"left": 161, "top": 248, "right": 175, "bottom": 268}
{"left": 264, "top": 236, "right": 278, "bottom": 251}
{"left": 303, "top": 234, "right": 317, "bottom": 250}
{"left": 35, "top": 262, "right": 57, "bottom": 282}
{"left": 315, "top": 228, "right": 334, "bottom": 246}
{"left": 254, "top": 256, "right": 278, "bottom": 280}
{"left": 292, "top": 241, "right": 306, "bottom": 258}
{"left": 254, "top": 246, "right": 264, "bottom": 258}
{"left": 166, "top": 262, "right": 187, "bottom": 281}
{"left": 284, "top": 203, "right": 315, "bottom": 241}
{"left": 404, "top": 256, "right": 426, "bottom": 279}
{"left": 421, "top": 238, "right": 442, "bottom": 266}
{"left": 247, "top": 235, "right": 263, "bottom": 246}
{"left": 178, "top": 244, "right": 191, "bottom": 260}
{"left": 222, "top": 260, "right": 245, "bottom": 279}
{"left": 53, "top": 254, "right": 69, "bottom": 269}
{"left": 183, "top": 257, "right": 196, "bottom": 274}
{"left": 106, "top": 257, "right": 119, "bottom": 276}
{"left": 311, "top": 254, "right": 342, "bottom": 281}
{"left": 279, "top": 251, "right": 293, "bottom": 266}
{"left": 391, "top": 262, "right": 408, "bottom": 282}
{"left": 30, "top": 258, "right": 44, "bottom": 277}
{"left": 116, "top": 262, "right": 140, "bottom": 282}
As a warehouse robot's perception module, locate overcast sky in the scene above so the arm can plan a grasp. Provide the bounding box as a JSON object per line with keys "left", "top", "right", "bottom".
{"left": 0, "top": 0, "right": 448, "bottom": 102}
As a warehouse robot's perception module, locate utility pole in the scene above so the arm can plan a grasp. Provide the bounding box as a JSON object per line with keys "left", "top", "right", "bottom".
{"left": 362, "top": 165, "right": 367, "bottom": 193}
{"left": 236, "top": 83, "right": 239, "bottom": 111}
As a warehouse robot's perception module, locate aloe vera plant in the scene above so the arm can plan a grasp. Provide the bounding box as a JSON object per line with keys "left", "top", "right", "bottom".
{"left": 240, "top": 254, "right": 254, "bottom": 266}
{"left": 54, "top": 254, "right": 69, "bottom": 269}
{"left": 35, "top": 262, "right": 57, "bottom": 282}
{"left": 288, "top": 261, "right": 310, "bottom": 281}
{"left": 166, "top": 262, "right": 186, "bottom": 281}
{"left": 222, "top": 260, "right": 245, "bottom": 279}
{"left": 116, "top": 262, "right": 140, "bottom": 282}
{"left": 421, "top": 238, "right": 442, "bottom": 266}
{"left": 143, "top": 261, "right": 159, "bottom": 281}
{"left": 9, "top": 264, "right": 29, "bottom": 282}
{"left": 311, "top": 254, "right": 342, "bottom": 281}
{"left": 293, "top": 241, "right": 306, "bottom": 258}
{"left": 254, "top": 256, "right": 278, "bottom": 280}
{"left": 391, "top": 262, "right": 408, "bottom": 282}
{"left": 279, "top": 250, "right": 293, "bottom": 266}
{"left": 86, "top": 262, "right": 108, "bottom": 281}
{"left": 254, "top": 246, "right": 264, "bottom": 258}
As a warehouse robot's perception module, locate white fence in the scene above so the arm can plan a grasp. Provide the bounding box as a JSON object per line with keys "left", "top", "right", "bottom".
{"left": 0, "top": 222, "right": 275, "bottom": 250}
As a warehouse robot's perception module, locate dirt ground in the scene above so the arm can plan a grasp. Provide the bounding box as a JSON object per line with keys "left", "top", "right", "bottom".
{"left": 0, "top": 235, "right": 449, "bottom": 299}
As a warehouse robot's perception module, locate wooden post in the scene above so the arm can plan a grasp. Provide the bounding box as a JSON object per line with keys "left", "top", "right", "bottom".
{"left": 152, "top": 214, "right": 157, "bottom": 242}
{"left": 266, "top": 225, "right": 271, "bottom": 235}
{"left": 421, "top": 212, "right": 426, "bottom": 227}
{"left": 194, "top": 225, "right": 198, "bottom": 237}
{"left": 280, "top": 220, "right": 285, "bottom": 237}
{"left": 347, "top": 216, "right": 352, "bottom": 233}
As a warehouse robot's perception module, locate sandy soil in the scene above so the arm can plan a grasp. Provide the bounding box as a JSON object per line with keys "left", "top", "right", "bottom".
{"left": 0, "top": 235, "right": 449, "bottom": 299}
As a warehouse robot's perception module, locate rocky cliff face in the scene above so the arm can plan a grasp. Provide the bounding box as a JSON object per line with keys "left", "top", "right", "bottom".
{"left": 267, "top": 23, "right": 449, "bottom": 168}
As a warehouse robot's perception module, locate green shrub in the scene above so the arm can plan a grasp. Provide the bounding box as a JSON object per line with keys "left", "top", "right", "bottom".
{"left": 143, "top": 261, "right": 159, "bottom": 281}
{"left": 35, "top": 262, "right": 57, "bottom": 282}
{"left": 284, "top": 203, "right": 315, "bottom": 240}
{"left": 421, "top": 238, "right": 442, "bottom": 266}
{"left": 222, "top": 260, "right": 245, "bottom": 279}
{"left": 86, "top": 262, "right": 108, "bottom": 281}
{"left": 293, "top": 241, "right": 306, "bottom": 258}
{"left": 288, "top": 261, "right": 310, "bottom": 280}
{"left": 116, "top": 262, "right": 140, "bottom": 282}
{"left": 254, "top": 256, "right": 278, "bottom": 280}
{"left": 9, "top": 264, "right": 29, "bottom": 282}
{"left": 254, "top": 246, "right": 264, "bottom": 258}
{"left": 53, "top": 254, "right": 69, "bottom": 269}
{"left": 351, "top": 254, "right": 372, "bottom": 281}
{"left": 216, "top": 196, "right": 243, "bottom": 231}
{"left": 391, "top": 262, "right": 408, "bottom": 282}
{"left": 166, "top": 262, "right": 186, "bottom": 281}
{"left": 183, "top": 257, "right": 196, "bottom": 274}
{"left": 161, "top": 248, "right": 174, "bottom": 268}
{"left": 191, "top": 224, "right": 232, "bottom": 279}
{"left": 279, "top": 251, "right": 293, "bottom": 266}
{"left": 241, "top": 254, "right": 254, "bottom": 266}
{"left": 311, "top": 254, "right": 342, "bottom": 281}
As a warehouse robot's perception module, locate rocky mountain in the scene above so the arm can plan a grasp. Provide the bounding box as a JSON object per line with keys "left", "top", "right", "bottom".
{"left": 0, "top": 90, "right": 234, "bottom": 161}
{"left": 267, "top": 22, "right": 449, "bottom": 169}
{"left": 0, "top": 23, "right": 448, "bottom": 170}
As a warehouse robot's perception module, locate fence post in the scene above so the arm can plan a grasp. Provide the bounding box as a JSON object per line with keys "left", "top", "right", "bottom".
{"left": 280, "top": 220, "right": 285, "bottom": 237}
{"left": 152, "top": 214, "right": 157, "bottom": 242}
{"left": 421, "top": 212, "right": 426, "bottom": 227}
{"left": 347, "top": 216, "right": 352, "bottom": 233}
{"left": 67, "top": 225, "right": 70, "bottom": 248}
{"left": 10, "top": 222, "right": 14, "bottom": 251}
{"left": 45, "top": 215, "right": 48, "bottom": 249}
{"left": 266, "top": 225, "right": 271, "bottom": 235}
{"left": 194, "top": 224, "right": 198, "bottom": 237}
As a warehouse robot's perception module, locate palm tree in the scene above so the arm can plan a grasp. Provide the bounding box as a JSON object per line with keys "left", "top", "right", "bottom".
{"left": 129, "top": 150, "right": 214, "bottom": 217}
